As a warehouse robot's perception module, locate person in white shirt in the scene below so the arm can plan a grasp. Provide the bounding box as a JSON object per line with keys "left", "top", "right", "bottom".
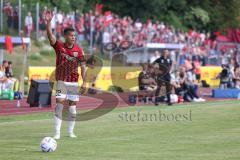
{"left": 103, "top": 29, "right": 110, "bottom": 44}
{"left": 0, "top": 61, "right": 14, "bottom": 91}
{"left": 101, "top": 29, "right": 111, "bottom": 55}
{"left": 51, "top": 11, "right": 57, "bottom": 33}
{"left": 56, "top": 11, "right": 63, "bottom": 25}
{"left": 135, "top": 19, "right": 142, "bottom": 32}
{"left": 150, "top": 51, "right": 160, "bottom": 63}
{"left": 0, "top": 69, "right": 6, "bottom": 91}
{"left": 25, "top": 12, "right": 33, "bottom": 37}
{"left": 186, "top": 68, "right": 205, "bottom": 102}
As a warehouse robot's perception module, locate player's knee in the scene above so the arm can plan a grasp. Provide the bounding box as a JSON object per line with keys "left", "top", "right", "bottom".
{"left": 69, "top": 105, "right": 77, "bottom": 118}
{"left": 55, "top": 103, "right": 64, "bottom": 118}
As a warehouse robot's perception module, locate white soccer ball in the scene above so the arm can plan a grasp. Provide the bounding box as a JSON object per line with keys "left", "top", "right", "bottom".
{"left": 40, "top": 137, "right": 57, "bottom": 152}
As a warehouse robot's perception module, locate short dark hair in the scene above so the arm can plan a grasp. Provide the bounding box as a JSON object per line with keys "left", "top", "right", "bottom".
{"left": 8, "top": 61, "right": 12, "bottom": 65}
{"left": 63, "top": 27, "right": 75, "bottom": 35}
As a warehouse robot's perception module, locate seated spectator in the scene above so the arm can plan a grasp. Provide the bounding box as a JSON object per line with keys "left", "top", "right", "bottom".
{"left": 186, "top": 67, "right": 205, "bottom": 102}
{"left": 233, "top": 65, "right": 240, "bottom": 89}
{"left": 179, "top": 67, "right": 205, "bottom": 102}
{"left": 5, "top": 61, "right": 13, "bottom": 78}
{"left": 5, "top": 61, "right": 17, "bottom": 86}
{"left": 138, "top": 64, "right": 157, "bottom": 91}
{"left": 0, "top": 60, "right": 15, "bottom": 91}
{"left": 0, "top": 64, "right": 7, "bottom": 91}
{"left": 170, "top": 70, "right": 184, "bottom": 96}
{"left": 216, "top": 65, "right": 231, "bottom": 89}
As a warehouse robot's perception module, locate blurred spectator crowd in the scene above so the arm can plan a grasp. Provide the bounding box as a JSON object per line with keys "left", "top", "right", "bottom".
{"left": 2, "top": 2, "right": 240, "bottom": 97}
{"left": 3, "top": 2, "right": 240, "bottom": 67}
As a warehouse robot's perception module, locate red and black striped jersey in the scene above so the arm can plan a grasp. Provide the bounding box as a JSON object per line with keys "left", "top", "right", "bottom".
{"left": 51, "top": 40, "right": 85, "bottom": 82}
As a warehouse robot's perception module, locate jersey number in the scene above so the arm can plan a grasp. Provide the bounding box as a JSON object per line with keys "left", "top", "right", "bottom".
{"left": 56, "top": 90, "right": 61, "bottom": 96}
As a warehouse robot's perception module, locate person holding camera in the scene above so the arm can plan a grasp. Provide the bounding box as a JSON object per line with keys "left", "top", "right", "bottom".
{"left": 216, "top": 65, "right": 231, "bottom": 89}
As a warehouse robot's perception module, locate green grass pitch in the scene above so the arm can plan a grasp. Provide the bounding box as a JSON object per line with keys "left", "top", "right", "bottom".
{"left": 0, "top": 100, "right": 239, "bottom": 160}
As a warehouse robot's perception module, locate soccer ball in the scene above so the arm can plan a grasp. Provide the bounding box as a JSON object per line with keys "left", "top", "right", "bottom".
{"left": 40, "top": 137, "right": 57, "bottom": 152}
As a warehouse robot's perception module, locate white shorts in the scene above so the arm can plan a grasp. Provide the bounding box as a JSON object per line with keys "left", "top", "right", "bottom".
{"left": 56, "top": 81, "right": 80, "bottom": 102}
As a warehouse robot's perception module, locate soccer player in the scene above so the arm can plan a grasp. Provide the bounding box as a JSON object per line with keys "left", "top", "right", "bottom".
{"left": 45, "top": 10, "right": 86, "bottom": 139}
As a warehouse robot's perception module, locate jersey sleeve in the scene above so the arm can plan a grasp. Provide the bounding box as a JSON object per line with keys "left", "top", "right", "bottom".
{"left": 51, "top": 40, "right": 64, "bottom": 54}
{"left": 77, "top": 47, "right": 86, "bottom": 62}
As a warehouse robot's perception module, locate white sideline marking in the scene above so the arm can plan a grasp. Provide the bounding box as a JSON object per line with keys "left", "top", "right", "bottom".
{"left": 0, "top": 119, "right": 51, "bottom": 125}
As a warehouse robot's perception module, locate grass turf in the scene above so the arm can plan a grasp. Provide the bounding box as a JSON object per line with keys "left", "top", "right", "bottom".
{"left": 0, "top": 100, "right": 239, "bottom": 160}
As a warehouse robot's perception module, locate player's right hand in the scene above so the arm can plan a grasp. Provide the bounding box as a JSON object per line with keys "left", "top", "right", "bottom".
{"left": 45, "top": 10, "right": 53, "bottom": 22}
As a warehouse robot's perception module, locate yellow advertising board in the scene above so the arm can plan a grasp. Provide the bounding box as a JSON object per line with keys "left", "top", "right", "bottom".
{"left": 28, "top": 66, "right": 141, "bottom": 91}
{"left": 28, "top": 66, "right": 222, "bottom": 91}
{"left": 200, "top": 66, "right": 222, "bottom": 87}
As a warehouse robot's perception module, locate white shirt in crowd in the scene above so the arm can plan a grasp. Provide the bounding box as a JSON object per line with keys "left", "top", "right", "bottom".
{"left": 186, "top": 71, "right": 196, "bottom": 83}
{"left": 0, "top": 70, "right": 5, "bottom": 79}
{"left": 51, "top": 14, "right": 57, "bottom": 30}
{"left": 0, "top": 70, "right": 4, "bottom": 90}
{"left": 56, "top": 13, "right": 63, "bottom": 24}
{"left": 170, "top": 72, "right": 178, "bottom": 84}
{"left": 159, "top": 22, "right": 165, "bottom": 30}
{"left": 25, "top": 15, "right": 33, "bottom": 28}
{"left": 221, "top": 54, "right": 229, "bottom": 65}
{"left": 170, "top": 51, "right": 176, "bottom": 62}
{"left": 0, "top": 70, "right": 14, "bottom": 90}
{"left": 135, "top": 22, "right": 142, "bottom": 31}
{"left": 102, "top": 31, "right": 110, "bottom": 44}
{"left": 150, "top": 54, "right": 160, "bottom": 63}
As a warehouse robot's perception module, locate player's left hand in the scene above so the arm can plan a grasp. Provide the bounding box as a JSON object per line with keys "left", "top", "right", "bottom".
{"left": 81, "top": 82, "right": 86, "bottom": 89}
{"left": 80, "top": 82, "right": 87, "bottom": 95}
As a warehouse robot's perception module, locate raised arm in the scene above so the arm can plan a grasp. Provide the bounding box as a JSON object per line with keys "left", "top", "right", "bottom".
{"left": 45, "top": 10, "right": 56, "bottom": 45}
